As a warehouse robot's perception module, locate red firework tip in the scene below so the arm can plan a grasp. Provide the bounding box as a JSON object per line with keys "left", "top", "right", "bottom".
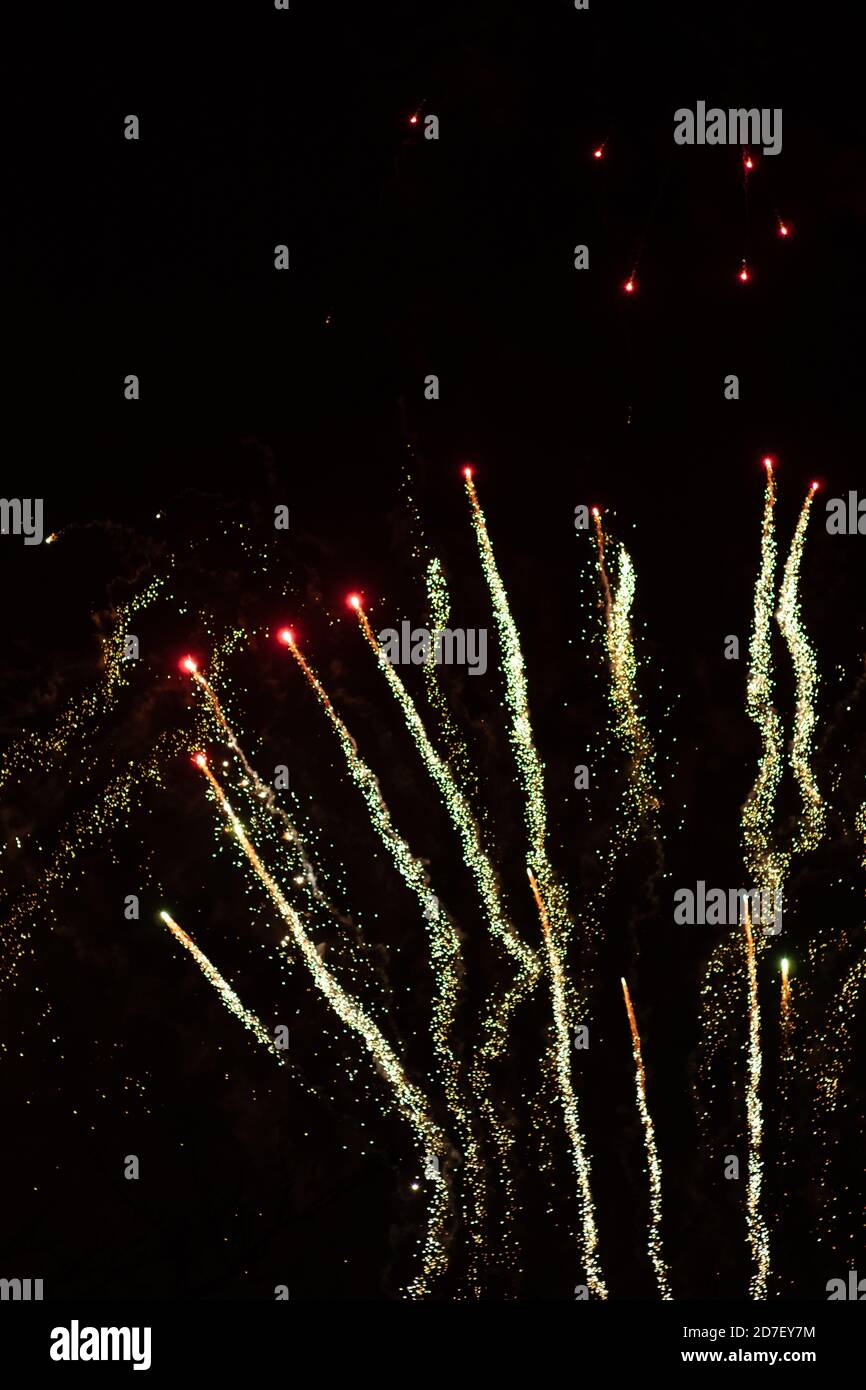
{"left": 810, "top": 480, "right": 820, "bottom": 491}
{"left": 180, "top": 655, "right": 198, "bottom": 674}
{"left": 762, "top": 456, "right": 775, "bottom": 471}
{"left": 623, "top": 277, "right": 636, "bottom": 294}
{"left": 591, "top": 506, "right": 600, "bottom": 517}
{"left": 278, "top": 627, "right": 295, "bottom": 647}
{"left": 778, "top": 221, "right": 790, "bottom": 237}
{"left": 192, "top": 752, "right": 207, "bottom": 769}
{"left": 593, "top": 147, "right": 604, "bottom": 160}
{"left": 739, "top": 264, "right": 751, "bottom": 283}
{"left": 409, "top": 114, "right": 419, "bottom": 125}
{"left": 462, "top": 465, "right": 474, "bottom": 480}
{"left": 347, "top": 593, "right": 362, "bottom": 610}
{"left": 743, "top": 153, "right": 754, "bottom": 170}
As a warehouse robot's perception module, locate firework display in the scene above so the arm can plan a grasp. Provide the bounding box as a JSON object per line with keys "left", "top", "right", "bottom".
{"left": 1, "top": 457, "right": 862, "bottom": 1304}
{"left": 3, "top": 8, "right": 864, "bottom": 1349}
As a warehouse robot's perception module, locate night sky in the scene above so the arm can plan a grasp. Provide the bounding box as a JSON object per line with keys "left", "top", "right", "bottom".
{"left": 2, "top": 2, "right": 864, "bottom": 1304}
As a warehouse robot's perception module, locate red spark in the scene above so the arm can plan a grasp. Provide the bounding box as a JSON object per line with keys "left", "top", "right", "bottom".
{"left": 623, "top": 277, "right": 636, "bottom": 294}
{"left": 409, "top": 114, "right": 419, "bottom": 126}
{"left": 347, "top": 593, "right": 362, "bottom": 610}
{"left": 462, "top": 465, "right": 474, "bottom": 480}
{"left": 278, "top": 627, "right": 295, "bottom": 647}
{"left": 743, "top": 152, "right": 755, "bottom": 171}
{"left": 738, "top": 263, "right": 751, "bottom": 283}
{"left": 192, "top": 752, "right": 208, "bottom": 769}
{"left": 593, "top": 146, "right": 604, "bottom": 160}
{"left": 180, "top": 655, "right": 198, "bottom": 674}
{"left": 778, "top": 221, "right": 790, "bottom": 238}
{"left": 762, "top": 456, "right": 775, "bottom": 471}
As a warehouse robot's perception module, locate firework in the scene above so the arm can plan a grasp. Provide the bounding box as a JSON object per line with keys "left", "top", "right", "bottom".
{"left": 620, "top": 977, "right": 672, "bottom": 1299}
{"left": 279, "top": 629, "right": 486, "bottom": 1277}
{"left": 349, "top": 600, "right": 542, "bottom": 1277}
{"left": 422, "top": 556, "right": 477, "bottom": 798}
{"left": 4, "top": 456, "right": 861, "bottom": 1302}
{"left": 182, "top": 654, "right": 365, "bottom": 945}
{"left": 590, "top": 513, "right": 661, "bottom": 888}
{"left": 193, "top": 753, "right": 452, "bottom": 1298}
{"left": 743, "top": 909, "right": 771, "bottom": 1299}
{"left": 159, "top": 910, "right": 285, "bottom": 1061}
{"left": 351, "top": 605, "right": 539, "bottom": 985}
{"left": 779, "top": 957, "right": 793, "bottom": 1055}
{"left": 464, "top": 473, "right": 574, "bottom": 956}
{"left": 742, "top": 461, "right": 786, "bottom": 907}
{"left": 776, "top": 483, "right": 825, "bottom": 855}
{"left": 529, "top": 871, "right": 606, "bottom": 1299}
{"left": 464, "top": 477, "right": 612, "bottom": 1291}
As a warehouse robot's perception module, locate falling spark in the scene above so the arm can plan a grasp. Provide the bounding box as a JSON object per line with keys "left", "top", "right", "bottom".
{"left": 159, "top": 910, "right": 284, "bottom": 1061}
{"left": 465, "top": 473, "right": 606, "bottom": 1282}
{"left": 351, "top": 603, "right": 539, "bottom": 984}
{"left": 529, "top": 871, "right": 606, "bottom": 1298}
{"left": 463, "top": 473, "right": 573, "bottom": 956}
{"left": 592, "top": 512, "right": 660, "bottom": 847}
{"left": 280, "top": 634, "right": 487, "bottom": 1284}
{"left": 780, "top": 957, "right": 792, "bottom": 1053}
{"left": 777, "top": 957, "right": 795, "bottom": 1179}
{"left": 349, "top": 598, "right": 542, "bottom": 1277}
{"left": 620, "top": 977, "right": 672, "bottom": 1299}
{"left": 776, "top": 483, "right": 825, "bottom": 855}
{"left": 193, "top": 754, "right": 452, "bottom": 1299}
{"left": 742, "top": 461, "right": 786, "bottom": 912}
{"left": 182, "top": 656, "right": 344, "bottom": 921}
{"left": 743, "top": 909, "right": 771, "bottom": 1299}
{"left": 422, "top": 556, "right": 476, "bottom": 797}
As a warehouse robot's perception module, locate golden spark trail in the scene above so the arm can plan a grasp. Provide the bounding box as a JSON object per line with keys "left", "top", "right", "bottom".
{"left": 529, "top": 871, "right": 607, "bottom": 1299}
{"left": 184, "top": 659, "right": 349, "bottom": 929}
{"left": 465, "top": 475, "right": 608, "bottom": 1283}
{"left": 352, "top": 605, "right": 539, "bottom": 985}
{"left": 159, "top": 910, "right": 285, "bottom": 1061}
{"left": 592, "top": 508, "right": 613, "bottom": 623}
{"left": 463, "top": 473, "right": 573, "bottom": 957}
{"left": 423, "top": 557, "right": 476, "bottom": 797}
{"left": 779, "top": 958, "right": 792, "bottom": 1057}
{"left": 776, "top": 958, "right": 795, "bottom": 1201}
{"left": 351, "top": 601, "right": 542, "bottom": 1275}
{"left": 279, "top": 637, "right": 486, "bottom": 1285}
{"left": 742, "top": 463, "right": 786, "bottom": 914}
{"left": 620, "top": 977, "right": 672, "bottom": 1299}
{"left": 743, "top": 909, "right": 771, "bottom": 1298}
{"left": 776, "top": 483, "right": 825, "bottom": 855}
{"left": 194, "top": 754, "right": 451, "bottom": 1298}
{"left": 592, "top": 512, "right": 660, "bottom": 847}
